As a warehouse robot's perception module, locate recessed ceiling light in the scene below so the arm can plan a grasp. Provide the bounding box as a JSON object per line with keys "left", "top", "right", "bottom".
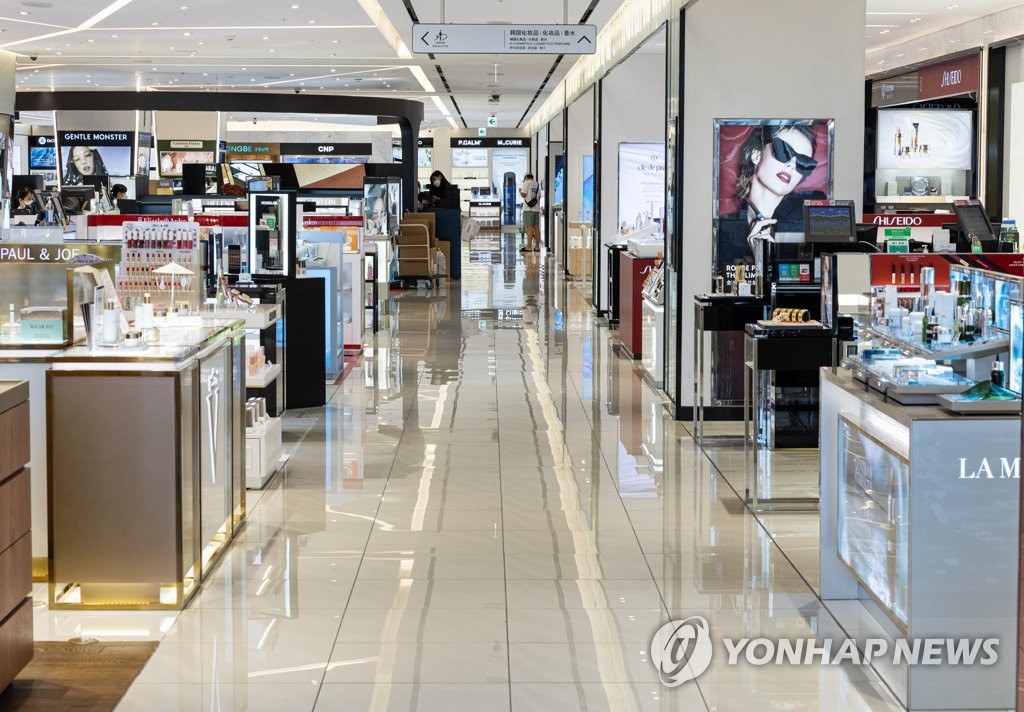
{"left": 946, "top": 3, "right": 959, "bottom": 8}
{"left": 112, "top": 34, "right": 119, "bottom": 38}
{"left": 308, "top": 19, "right": 315, "bottom": 24}
{"left": 330, "top": 68, "right": 335, "bottom": 72}
{"left": 87, "top": 38, "right": 94, "bottom": 42}
{"left": 202, "top": 72, "right": 208, "bottom": 76}
{"left": 918, "top": 47, "right": 927, "bottom": 51}
{"left": 261, "top": 36, "right": 269, "bottom": 40}
{"left": 879, "top": 29, "right": 890, "bottom": 34}
{"left": 291, "top": 3, "right": 299, "bottom": 8}
{"left": 19, "top": 10, "right": 29, "bottom": 15}
{"left": 183, "top": 32, "right": 191, "bottom": 36}
{"left": 269, "top": 48, "right": 275, "bottom": 52}
{"left": 151, "top": 21, "right": 159, "bottom": 25}
{"left": 909, "top": 17, "right": 922, "bottom": 22}
{"left": 197, "top": 41, "right": 204, "bottom": 45}
{"left": 179, "top": 5, "right": 188, "bottom": 9}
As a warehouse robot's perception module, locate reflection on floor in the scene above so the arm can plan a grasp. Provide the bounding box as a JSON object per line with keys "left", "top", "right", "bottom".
{"left": 27, "top": 233, "right": 1002, "bottom": 710}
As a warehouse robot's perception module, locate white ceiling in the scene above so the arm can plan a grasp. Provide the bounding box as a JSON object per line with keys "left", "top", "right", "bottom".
{"left": 1, "top": 0, "right": 1022, "bottom": 131}
{"left": 866, "top": 0, "right": 1024, "bottom": 52}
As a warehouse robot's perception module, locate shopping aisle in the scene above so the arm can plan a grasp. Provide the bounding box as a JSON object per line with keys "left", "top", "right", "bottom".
{"left": 92, "top": 235, "right": 917, "bottom": 710}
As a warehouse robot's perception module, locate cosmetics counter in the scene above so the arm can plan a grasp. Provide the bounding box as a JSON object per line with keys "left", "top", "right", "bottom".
{"left": 816, "top": 253, "right": 1023, "bottom": 710}
{"left": 47, "top": 317, "right": 247, "bottom": 610}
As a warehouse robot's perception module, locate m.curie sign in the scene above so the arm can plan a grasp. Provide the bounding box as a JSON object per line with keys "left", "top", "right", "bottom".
{"left": 412, "top": 24, "right": 597, "bottom": 55}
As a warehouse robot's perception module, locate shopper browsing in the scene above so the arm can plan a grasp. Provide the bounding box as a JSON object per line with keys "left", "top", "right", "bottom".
{"left": 519, "top": 173, "right": 541, "bottom": 252}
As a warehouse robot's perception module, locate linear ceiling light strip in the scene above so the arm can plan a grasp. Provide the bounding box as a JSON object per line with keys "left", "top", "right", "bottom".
{"left": 402, "top": 1, "right": 466, "bottom": 127}
{"left": 516, "top": 0, "right": 602, "bottom": 128}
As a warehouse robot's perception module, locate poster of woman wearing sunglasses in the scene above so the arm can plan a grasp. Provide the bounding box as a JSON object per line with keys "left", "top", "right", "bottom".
{"left": 713, "top": 119, "right": 833, "bottom": 281}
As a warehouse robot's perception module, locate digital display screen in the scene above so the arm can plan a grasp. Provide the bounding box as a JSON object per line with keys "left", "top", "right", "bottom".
{"left": 804, "top": 203, "right": 854, "bottom": 242}
{"left": 837, "top": 417, "right": 910, "bottom": 626}
{"left": 29, "top": 146, "right": 56, "bottom": 169}
{"left": 876, "top": 109, "right": 973, "bottom": 171}
{"left": 1009, "top": 300, "right": 1023, "bottom": 395}
{"left": 953, "top": 202, "right": 996, "bottom": 241}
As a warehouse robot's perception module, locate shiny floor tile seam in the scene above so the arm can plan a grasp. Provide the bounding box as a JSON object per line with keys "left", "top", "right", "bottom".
{"left": 684, "top": 420, "right": 909, "bottom": 705}
{"left": 495, "top": 319, "right": 670, "bottom": 623}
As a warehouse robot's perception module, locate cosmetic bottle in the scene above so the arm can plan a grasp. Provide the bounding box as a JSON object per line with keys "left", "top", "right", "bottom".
{"left": 137, "top": 292, "right": 153, "bottom": 329}
{"left": 991, "top": 359, "right": 1005, "bottom": 387}
{"left": 103, "top": 298, "right": 120, "bottom": 345}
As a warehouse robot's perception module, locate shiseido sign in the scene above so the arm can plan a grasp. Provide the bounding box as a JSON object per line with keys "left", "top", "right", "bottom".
{"left": 917, "top": 53, "right": 979, "bottom": 101}
{"left": 863, "top": 213, "right": 952, "bottom": 228}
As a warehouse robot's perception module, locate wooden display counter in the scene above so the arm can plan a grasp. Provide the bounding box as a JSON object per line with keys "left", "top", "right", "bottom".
{"left": 0, "top": 380, "right": 31, "bottom": 692}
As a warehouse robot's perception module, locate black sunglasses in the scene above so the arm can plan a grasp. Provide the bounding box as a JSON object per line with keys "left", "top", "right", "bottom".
{"left": 770, "top": 136, "right": 817, "bottom": 176}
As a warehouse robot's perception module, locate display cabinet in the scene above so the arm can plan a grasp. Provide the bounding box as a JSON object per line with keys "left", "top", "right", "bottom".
{"left": 248, "top": 191, "right": 297, "bottom": 278}
{"left": 46, "top": 318, "right": 246, "bottom": 609}
{"left": 819, "top": 368, "right": 1019, "bottom": 710}
{"left": 0, "top": 380, "right": 32, "bottom": 691}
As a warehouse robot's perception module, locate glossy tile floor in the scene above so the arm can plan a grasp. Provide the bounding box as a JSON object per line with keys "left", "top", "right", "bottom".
{"left": 28, "top": 235, "right": 1004, "bottom": 710}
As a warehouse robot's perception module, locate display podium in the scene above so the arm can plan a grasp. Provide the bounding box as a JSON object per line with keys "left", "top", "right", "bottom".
{"left": 819, "top": 368, "right": 1019, "bottom": 710}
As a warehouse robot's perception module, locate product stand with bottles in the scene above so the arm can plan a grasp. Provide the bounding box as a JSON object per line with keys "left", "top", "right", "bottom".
{"left": 817, "top": 252, "right": 1022, "bottom": 709}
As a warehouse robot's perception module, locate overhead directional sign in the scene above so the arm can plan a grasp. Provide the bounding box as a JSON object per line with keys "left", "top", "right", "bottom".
{"left": 413, "top": 24, "right": 597, "bottom": 55}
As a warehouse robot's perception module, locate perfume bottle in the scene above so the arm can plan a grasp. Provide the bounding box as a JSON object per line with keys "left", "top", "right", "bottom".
{"left": 895, "top": 127, "right": 902, "bottom": 157}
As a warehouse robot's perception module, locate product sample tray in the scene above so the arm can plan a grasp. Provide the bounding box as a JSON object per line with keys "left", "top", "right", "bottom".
{"left": 938, "top": 393, "right": 1023, "bottom": 414}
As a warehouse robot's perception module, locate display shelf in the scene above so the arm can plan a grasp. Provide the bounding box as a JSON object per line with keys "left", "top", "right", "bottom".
{"left": 245, "top": 415, "right": 283, "bottom": 490}
{"left": 246, "top": 362, "right": 282, "bottom": 389}
{"left": 863, "top": 325, "right": 1008, "bottom": 361}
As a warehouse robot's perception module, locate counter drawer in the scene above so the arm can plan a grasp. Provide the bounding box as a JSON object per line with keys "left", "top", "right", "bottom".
{"left": 0, "top": 534, "right": 31, "bottom": 620}
{"left": 0, "top": 596, "right": 33, "bottom": 691}
{"left": 0, "top": 401, "right": 29, "bottom": 481}
{"left": 0, "top": 468, "right": 30, "bottom": 555}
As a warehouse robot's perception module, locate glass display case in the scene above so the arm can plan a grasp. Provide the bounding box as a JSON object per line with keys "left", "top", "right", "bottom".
{"left": 836, "top": 415, "right": 910, "bottom": 629}
{"left": 248, "top": 191, "right": 297, "bottom": 277}
{"left": 0, "top": 257, "right": 115, "bottom": 349}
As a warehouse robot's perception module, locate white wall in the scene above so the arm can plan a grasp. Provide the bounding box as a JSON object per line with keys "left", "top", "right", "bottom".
{"left": 680, "top": 0, "right": 865, "bottom": 406}
{"left": 601, "top": 51, "right": 666, "bottom": 248}
{"left": 0, "top": 50, "right": 14, "bottom": 116}
{"left": 566, "top": 86, "right": 594, "bottom": 225}
{"left": 1004, "top": 44, "right": 1024, "bottom": 224}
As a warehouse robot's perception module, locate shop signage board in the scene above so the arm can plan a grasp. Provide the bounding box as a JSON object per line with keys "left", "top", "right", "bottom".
{"left": 864, "top": 213, "right": 954, "bottom": 228}
{"left": 871, "top": 51, "right": 980, "bottom": 106}
{"left": 885, "top": 227, "right": 911, "bottom": 253}
{"left": 451, "top": 137, "right": 531, "bottom": 148}
{"left": 0, "top": 242, "right": 120, "bottom": 264}
{"left": 413, "top": 24, "right": 596, "bottom": 55}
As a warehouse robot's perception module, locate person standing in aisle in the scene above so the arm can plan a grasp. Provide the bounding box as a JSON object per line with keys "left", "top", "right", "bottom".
{"left": 519, "top": 172, "right": 541, "bottom": 252}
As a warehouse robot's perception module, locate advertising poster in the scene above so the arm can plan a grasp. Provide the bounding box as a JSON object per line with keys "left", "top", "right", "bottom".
{"left": 582, "top": 154, "right": 594, "bottom": 222}
{"left": 452, "top": 148, "right": 488, "bottom": 168}
{"left": 418, "top": 148, "right": 433, "bottom": 168}
{"left": 59, "top": 131, "right": 135, "bottom": 185}
{"left": 713, "top": 119, "right": 833, "bottom": 279}
{"left": 876, "top": 109, "right": 972, "bottom": 171}
{"left": 553, "top": 155, "right": 565, "bottom": 206}
{"left": 28, "top": 136, "right": 56, "bottom": 170}
{"left": 617, "top": 142, "right": 665, "bottom": 233}
{"left": 363, "top": 180, "right": 389, "bottom": 236}
{"left": 156, "top": 139, "right": 218, "bottom": 178}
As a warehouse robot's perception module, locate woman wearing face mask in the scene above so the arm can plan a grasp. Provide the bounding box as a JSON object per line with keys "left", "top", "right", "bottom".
{"left": 717, "top": 122, "right": 824, "bottom": 273}
{"left": 420, "top": 170, "right": 451, "bottom": 208}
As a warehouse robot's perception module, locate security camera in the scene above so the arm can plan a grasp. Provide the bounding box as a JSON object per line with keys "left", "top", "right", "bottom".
{"left": 490, "top": 93, "right": 500, "bottom": 102}
{"left": 29, "top": 55, "right": 37, "bottom": 62}
{"left": 294, "top": 88, "right": 301, "bottom": 94}
{"left": 252, "top": 117, "right": 258, "bottom": 125}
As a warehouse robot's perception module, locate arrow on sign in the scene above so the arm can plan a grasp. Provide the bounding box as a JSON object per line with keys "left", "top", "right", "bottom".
{"left": 421, "top": 32, "right": 430, "bottom": 45}
{"left": 578, "top": 36, "right": 592, "bottom": 44}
